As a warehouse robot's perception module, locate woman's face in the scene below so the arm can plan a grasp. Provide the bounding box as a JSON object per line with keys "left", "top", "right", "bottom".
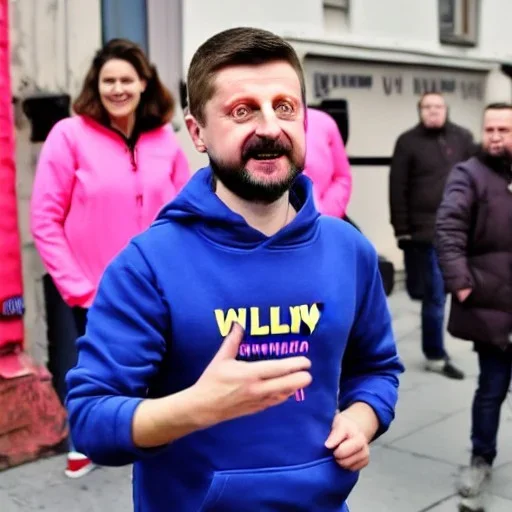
{"left": 98, "top": 58, "right": 146, "bottom": 121}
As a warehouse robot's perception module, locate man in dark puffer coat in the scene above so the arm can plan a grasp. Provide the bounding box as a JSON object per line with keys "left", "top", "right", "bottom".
{"left": 389, "top": 92, "right": 474, "bottom": 379}
{"left": 436, "top": 102, "right": 512, "bottom": 501}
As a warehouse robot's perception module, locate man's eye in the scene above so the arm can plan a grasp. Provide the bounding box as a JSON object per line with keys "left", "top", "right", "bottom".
{"left": 233, "top": 106, "right": 250, "bottom": 118}
{"left": 276, "top": 103, "right": 294, "bottom": 115}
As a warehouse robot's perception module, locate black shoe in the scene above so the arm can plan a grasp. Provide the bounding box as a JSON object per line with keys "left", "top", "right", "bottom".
{"left": 459, "top": 502, "right": 484, "bottom": 512}
{"left": 425, "top": 359, "right": 465, "bottom": 380}
{"left": 443, "top": 360, "right": 465, "bottom": 380}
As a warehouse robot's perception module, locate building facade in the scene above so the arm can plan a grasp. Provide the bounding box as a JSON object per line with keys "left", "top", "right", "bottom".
{"left": 9, "top": 0, "right": 512, "bottom": 352}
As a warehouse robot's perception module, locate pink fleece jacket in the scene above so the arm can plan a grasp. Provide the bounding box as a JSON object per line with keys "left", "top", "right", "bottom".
{"left": 30, "top": 116, "right": 190, "bottom": 308}
{"left": 304, "top": 108, "right": 352, "bottom": 218}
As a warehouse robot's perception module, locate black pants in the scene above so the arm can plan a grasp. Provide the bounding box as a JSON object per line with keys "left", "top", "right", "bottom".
{"left": 43, "top": 275, "right": 89, "bottom": 451}
{"left": 43, "top": 274, "right": 88, "bottom": 404}
{"left": 72, "top": 307, "right": 88, "bottom": 339}
{"left": 402, "top": 242, "right": 426, "bottom": 301}
{"left": 471, "top": 344, "right": 512, "bottom": 464}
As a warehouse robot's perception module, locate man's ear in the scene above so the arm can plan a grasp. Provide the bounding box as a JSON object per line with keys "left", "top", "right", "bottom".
{"left": 185, "top": 114, "right": 207, "bottom": 153}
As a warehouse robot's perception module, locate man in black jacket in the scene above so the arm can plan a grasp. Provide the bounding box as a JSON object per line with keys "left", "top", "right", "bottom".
{"left": 389, "top": 92, "right": 474, "bottom": 379}
{"left": 436, "top": 103, "right": 512, "bottom": 503}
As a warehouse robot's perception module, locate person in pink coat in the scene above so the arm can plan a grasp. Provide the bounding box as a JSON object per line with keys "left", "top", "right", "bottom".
{"left": 30, "top": 38, "right": 190, "bottom": 478}
{"left": 304, "top": 107, "right": 352, "bottom": 218}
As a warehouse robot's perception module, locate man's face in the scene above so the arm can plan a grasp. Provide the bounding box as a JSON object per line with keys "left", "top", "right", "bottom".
{"left": 482, "top": 108, "right": 512, "bottom": 158}
{"left": 419, "top": 94, "right": 448, "bottom": 129}
{"left": 186, "top": 61, "right": 306, "bottom": 203}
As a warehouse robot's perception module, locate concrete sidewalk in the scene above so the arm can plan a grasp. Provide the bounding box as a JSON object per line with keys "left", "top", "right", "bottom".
{"left": 348, "top": 291, "right": 512, "bottom": 512}
{"left": 1, "top": 290, "right": 511, "bottom": 511}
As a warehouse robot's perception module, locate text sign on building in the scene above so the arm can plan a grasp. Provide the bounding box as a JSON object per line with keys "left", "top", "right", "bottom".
{"left": 304, "top": 58, "right": 487, "bottom": 156}
{"left": 312, "top": 69, "right": 484, "bottom": 101}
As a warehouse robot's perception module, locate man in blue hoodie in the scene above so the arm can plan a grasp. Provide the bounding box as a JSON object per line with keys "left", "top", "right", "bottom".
{"left": 66, "top": 27, "right": 404, "bottom": 511}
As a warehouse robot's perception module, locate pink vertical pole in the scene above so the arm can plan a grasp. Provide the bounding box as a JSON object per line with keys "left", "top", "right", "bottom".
{"left": 0, "top": 0, "right": 24, "bottom": 352}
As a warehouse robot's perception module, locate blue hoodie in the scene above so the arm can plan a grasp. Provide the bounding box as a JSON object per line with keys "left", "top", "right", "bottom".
{"left": 67, "top": 167, "right": 403, "bottom": 512}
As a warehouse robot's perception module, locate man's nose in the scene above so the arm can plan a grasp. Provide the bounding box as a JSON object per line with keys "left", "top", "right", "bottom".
{"left": 255, "top": 106, "right": 281, "bottom": 139}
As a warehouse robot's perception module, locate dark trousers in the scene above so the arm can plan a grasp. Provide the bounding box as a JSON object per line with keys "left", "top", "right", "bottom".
{"left": 72, "top": 307, "right": 88, "bottom": 339}
{"left": 471, "top": 345, "right": 512, "bottom": 465}
{"left": 417, "top": 244, "right": 447, "bottom": 360}
{"left": 43, "top": 274, "right": 88, "bottom": 450}
{"left": 403, "top": 244, "right": 426, "bottom": 301}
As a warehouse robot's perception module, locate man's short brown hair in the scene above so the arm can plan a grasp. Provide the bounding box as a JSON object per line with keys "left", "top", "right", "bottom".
{"left": 417, "top": 91, "right": 445, "bottom": 109}
{"left": 73, "top": 38, "right": 175, "bottom": 131}
{"left": 485, "top": 102, "right": 512, "bottom": 112}
{"left": 187, "top": 27, "right": 306, "bottom": 126}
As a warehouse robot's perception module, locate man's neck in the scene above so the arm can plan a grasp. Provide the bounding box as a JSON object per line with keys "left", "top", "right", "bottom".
{"left": 215, "top": 180, "right": 296, "bottom": 237}
{"left": 421, "top": 122, "right": 446, "bottom": 135}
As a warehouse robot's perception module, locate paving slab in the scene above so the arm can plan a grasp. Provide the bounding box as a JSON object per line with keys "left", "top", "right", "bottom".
{"left": 348, "top": 445, "right": 457, "bottom": 512}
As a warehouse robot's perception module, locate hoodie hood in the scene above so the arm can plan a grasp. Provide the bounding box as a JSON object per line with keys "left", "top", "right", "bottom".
{"left": 154, "top": 166, "right": 320, "bottom": 250}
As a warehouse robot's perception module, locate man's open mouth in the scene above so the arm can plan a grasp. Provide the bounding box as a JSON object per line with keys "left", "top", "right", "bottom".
{"left": 250, "top": 152, "right": 285, "bottom": 160}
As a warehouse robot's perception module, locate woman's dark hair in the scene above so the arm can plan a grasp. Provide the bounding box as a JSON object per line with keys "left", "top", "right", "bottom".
{"left": 73, "top": 38, "right": 175, "bottom": 131}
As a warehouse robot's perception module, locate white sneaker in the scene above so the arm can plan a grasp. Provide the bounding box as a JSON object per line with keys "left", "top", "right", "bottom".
{"left": 64, "top": 451, "right": 96, "bottom": 479}
{"left": 457, "top": 457, "right": 491, "bottom": 498}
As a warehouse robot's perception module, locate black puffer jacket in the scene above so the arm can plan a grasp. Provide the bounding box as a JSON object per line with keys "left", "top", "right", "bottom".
{"left": 435, "top": 153, "right": 512, "bottom": 349}
{"left": 389, "top": 122, "right": 475, "bottom": 242}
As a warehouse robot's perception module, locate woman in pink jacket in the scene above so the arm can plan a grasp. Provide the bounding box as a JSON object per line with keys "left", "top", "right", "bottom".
{"left": 304, "top": 107, "right": 352, "bottom": 218}
{"left": 30, "top": 38, "right": 190, "bottom": 478}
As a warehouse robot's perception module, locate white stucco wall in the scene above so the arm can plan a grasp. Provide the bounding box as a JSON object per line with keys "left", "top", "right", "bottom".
{"left": 9, "top": 0, "right": 512, "bottom": 351}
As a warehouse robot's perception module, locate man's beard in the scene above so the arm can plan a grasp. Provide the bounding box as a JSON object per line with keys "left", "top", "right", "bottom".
{"left": 485, "top": 146, "right": 512, "bottom": 158}
{"left": 482, "top": 145, "right": 512, "bottom": 160}
{"left": 209, "top": 137, "right": 303, "bottom": 204}
{"left": 480, "top": 146, "right": 512, "bottom": 172}
{"left": 422, "top": 119, "right": 446, "bottom": 132}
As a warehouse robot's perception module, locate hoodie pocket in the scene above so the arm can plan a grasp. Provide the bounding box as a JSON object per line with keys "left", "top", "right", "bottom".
{"left": 199, "top": 456, "right": 358, "bottom": 512}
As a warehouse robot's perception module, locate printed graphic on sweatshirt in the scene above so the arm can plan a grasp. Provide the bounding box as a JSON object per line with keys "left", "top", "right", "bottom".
{"left": 214, "top": 303, "right": 323, "bottom": 402}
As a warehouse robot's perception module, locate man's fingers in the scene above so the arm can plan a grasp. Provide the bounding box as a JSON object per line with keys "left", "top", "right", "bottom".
{"left": 256, "top": 371, "right": 312, "bottom": 396}
{"left": 325, "top": 423, "right": 350, "bottom": 450}
{"left": 247, "top": 357, "right": 312, "bottom": 379}
{"left": 335, "top": 449, "right": 369, "bottom": 471}
{"left": 325, "top": 413, "right": 370, "bottom": 471}
{"left": 333, "top": 437, "right": 365, "bottom": 460}
{"left": 334, "top": 444, "right": 369, "bottom": 471}
{"left": 325, "top": 415, "right": 349, "bottom": 449}
{"left": 213, "top": 323, "right": 245, "bottom": 361}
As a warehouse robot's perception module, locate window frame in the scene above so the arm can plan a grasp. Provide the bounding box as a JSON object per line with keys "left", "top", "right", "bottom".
{"left": 439, "top": 0, "right": 479, "bottom": 47}
{"left": 101, "top": 0, "right": 149, "bottom": 53}
{"left": 323, "top": 0, "right": 350, "bottom": 10}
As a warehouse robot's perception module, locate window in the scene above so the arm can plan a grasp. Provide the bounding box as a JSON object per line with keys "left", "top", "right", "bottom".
{"left": 101, "top": 0, "right": 148, "bottom": 53}
{"left": 323, "top": 0, "right": 349, "bottom": 9}
{"left": 439, "top": 0, "right": 479, "bottom": 46}
{"left": 323, "top": 0, "right": 350, "bottom": 34}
